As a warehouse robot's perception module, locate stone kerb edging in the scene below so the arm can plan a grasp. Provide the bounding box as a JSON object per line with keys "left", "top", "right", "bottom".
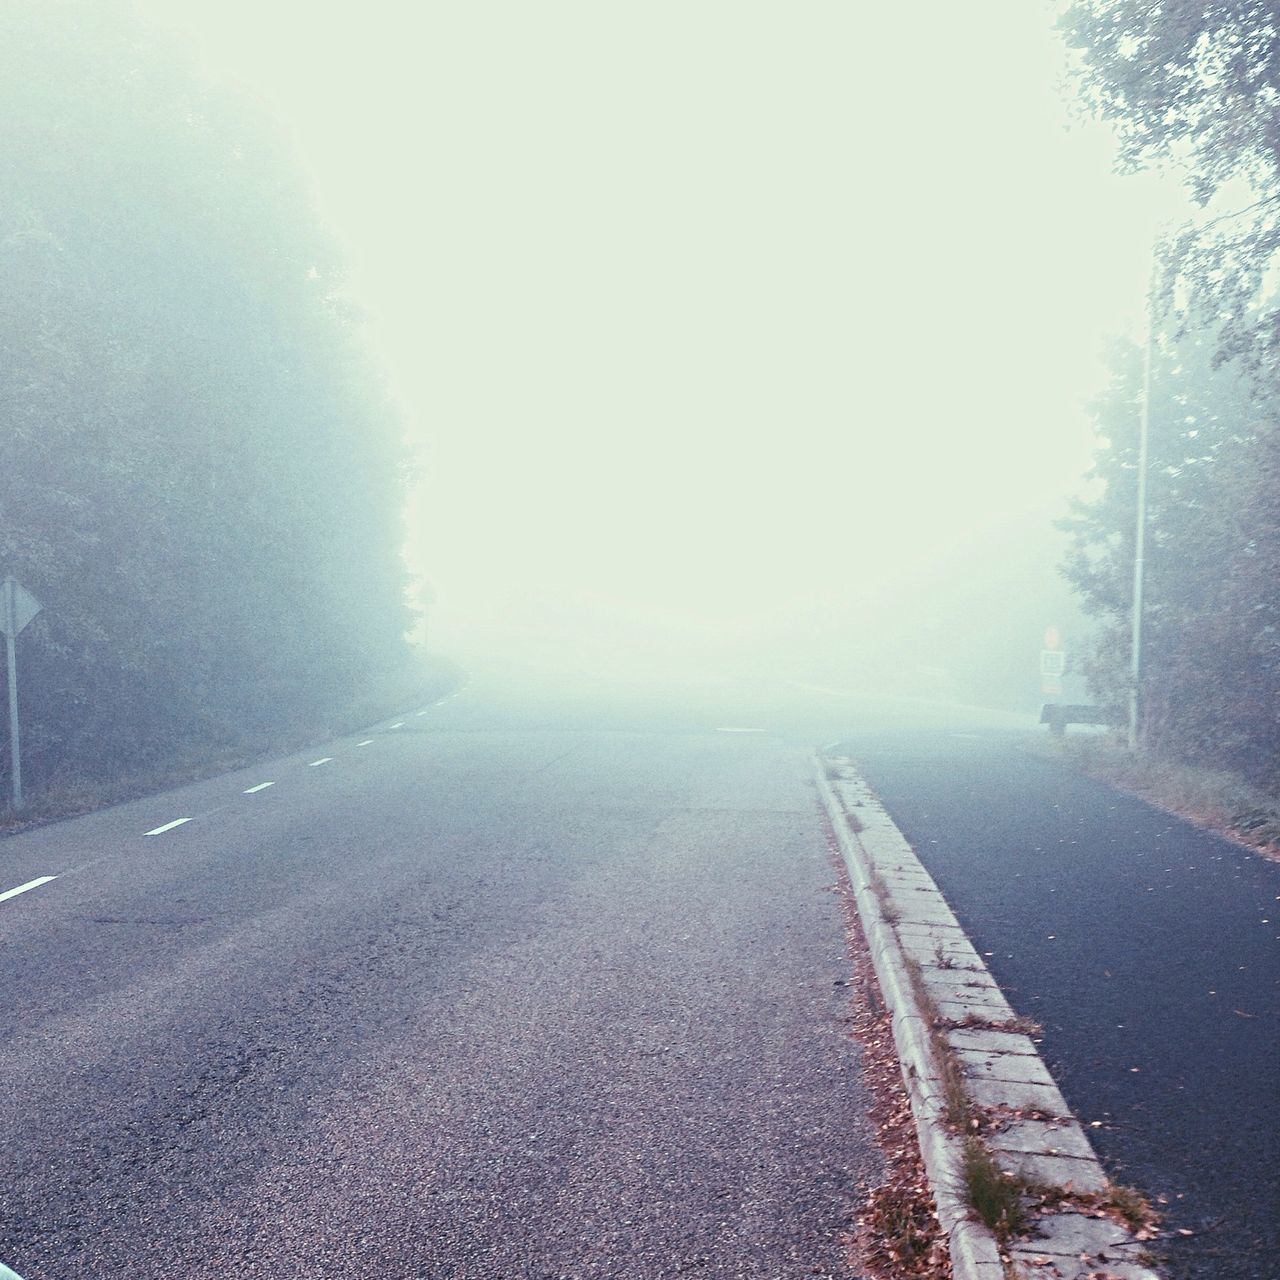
{"left": 815, "top": 756, "right": 1162, "bottom": 1280}
{"left": 816, "top": 759, "right": 1006, "bottom": 1280}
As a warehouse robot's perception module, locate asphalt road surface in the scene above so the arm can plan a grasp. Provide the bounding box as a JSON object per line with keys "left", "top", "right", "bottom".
{"left": 0, "top": 675, "right": 881, "bottom": 1280}
{"left": 835, "top": 718, "right": 1280, "bottom": 1280}
{"left": 6, "top": 668, "right": 1273, "bottom": 1280}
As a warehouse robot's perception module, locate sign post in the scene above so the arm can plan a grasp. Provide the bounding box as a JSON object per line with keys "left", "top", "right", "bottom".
{"left": 0, "top": 577, "right": 42, "bottom": 809}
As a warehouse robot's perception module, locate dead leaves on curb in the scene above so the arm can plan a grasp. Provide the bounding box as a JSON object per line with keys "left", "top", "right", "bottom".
{"left": 826, "top": 830, "right": 951, "bottom": 1280}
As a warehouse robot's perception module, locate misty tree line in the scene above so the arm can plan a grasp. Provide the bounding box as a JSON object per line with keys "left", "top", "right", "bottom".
{"left": 0, "top": 3, "right": 417, "bottom": 797}
{"left": 1060, "top": 1, "right": 1280, "bottom": 787}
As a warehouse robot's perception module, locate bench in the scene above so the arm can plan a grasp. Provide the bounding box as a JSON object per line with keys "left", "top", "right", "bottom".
{"left": 1039, "top": 703, "right": 1114, "bottom": 736}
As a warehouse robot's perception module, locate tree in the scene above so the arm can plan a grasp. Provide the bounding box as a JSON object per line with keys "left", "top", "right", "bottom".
{"left": 0, "top": 1, "right": 417, "bottom": 794}
{"left": 1061, "top": 330, "right": 1280, "bottom": 785}
{"left": 1060, "top": 0, "right": 1280, "bottom": 373}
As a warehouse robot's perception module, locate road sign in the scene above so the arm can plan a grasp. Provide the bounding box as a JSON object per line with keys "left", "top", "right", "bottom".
{"left": 2, "top": 576, "right": 41, "bottom": 809}
{"left": 1040, "top": 644, "right": 1065, "bottom": 698}
{"left": 0, "top": 577, "right": 40, "bottom": 637}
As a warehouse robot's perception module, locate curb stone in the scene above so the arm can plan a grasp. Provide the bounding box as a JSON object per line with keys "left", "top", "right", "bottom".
{"left": 816, "top": 756, "right": 1162, "bottom": 1280}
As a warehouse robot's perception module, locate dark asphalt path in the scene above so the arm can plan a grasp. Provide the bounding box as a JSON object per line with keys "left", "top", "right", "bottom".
{"left": 833, "top": 720, "right": 1280, "bottom": 1280}
{"left": 0, "top": 677, "right": 879, "bottom": 1279}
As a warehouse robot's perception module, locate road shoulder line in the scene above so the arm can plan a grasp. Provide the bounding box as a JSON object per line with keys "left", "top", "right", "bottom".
{"left": 816, "top": 754, "right": 1161, "bottom": 1280}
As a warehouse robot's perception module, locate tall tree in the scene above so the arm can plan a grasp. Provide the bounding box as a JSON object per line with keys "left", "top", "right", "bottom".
{"left": 1062, "top": 330, "right": 1280, "bottom": 784}
{"left": 0, "top": 1, "right": 416, "bottom": 793}
{"left": 1061, "top": 0, "right": 1280, "bottom": 372}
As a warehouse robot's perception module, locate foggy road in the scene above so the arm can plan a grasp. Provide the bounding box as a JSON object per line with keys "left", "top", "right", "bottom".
{"left": 839, "top": 723, "right": 1280, "bottom": 1280}
{"left": 0, "top": 679, "right": 878, "bottom": 1280}
{"left": 5, "top": 672, "right": 1275, "bottom": 1280}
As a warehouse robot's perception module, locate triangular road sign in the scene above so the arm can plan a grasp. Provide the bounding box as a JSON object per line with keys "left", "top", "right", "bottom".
{"left": 0, "top": 577, "right": 41, "bottom": 638}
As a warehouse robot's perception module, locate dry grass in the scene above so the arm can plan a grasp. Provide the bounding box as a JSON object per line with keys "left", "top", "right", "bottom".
{"left": 1105, "top": 1182, "right": 1157, "bottom": 1233}
{"left": 940, "top": 1010, "right": 1043, "bottom": 1037}
{"left": 901, "top": 954, "right": 973, "bottom": 1130}
{"left": 1033, "top": 1180, "right": 1160, "bottom": 1236}
{"left": 865, "top": 863, "right": 899, "bottom": 922}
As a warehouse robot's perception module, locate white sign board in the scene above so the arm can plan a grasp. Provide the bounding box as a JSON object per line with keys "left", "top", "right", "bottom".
{"left": 1039, "top": 649, "right": 1065, "bottom": 678}
{"left": 2, "top": 575, "right": 41, "bottom": 808}
{"left": 0, "top": 577, "right": 41, "bottom": 637}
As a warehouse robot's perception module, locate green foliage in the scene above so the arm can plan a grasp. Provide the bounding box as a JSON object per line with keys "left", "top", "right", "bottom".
{"left": 1060, "top": 0, "right": 1280, "bottom": 374}
{"left": 1061, "top": 0, "right": 1280, "bottom": 786}
{"left": 0, "top": 2, "right": 416, "bottom": 795}
{"left": 961, "top": 1137, "right": 1029, "bottom": 1240}
{"left": 1061, "top": 330, "right": 1280, "bottom": 786}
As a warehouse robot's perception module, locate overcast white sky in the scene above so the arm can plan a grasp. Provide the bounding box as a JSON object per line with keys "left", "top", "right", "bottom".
{"left": 141, "top": 0, "right": 1190, "bottom": 678}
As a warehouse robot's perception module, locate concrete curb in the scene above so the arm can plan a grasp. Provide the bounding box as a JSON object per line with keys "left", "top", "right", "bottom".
{"left": 816, "top": 756, "right": 1162, "bottom": 1280}
{"left": 816, "top": 760, "right": 1005, "bottom": 1280}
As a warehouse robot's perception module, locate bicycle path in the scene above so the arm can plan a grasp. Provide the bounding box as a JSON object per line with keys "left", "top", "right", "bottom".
{"left": 833, "top": 726, "right": 1279, "bottom": 1280}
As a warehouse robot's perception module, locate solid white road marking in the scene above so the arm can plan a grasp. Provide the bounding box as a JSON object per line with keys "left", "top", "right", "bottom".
{"left": 243, "top": 782, "right": 275, "bottom": 794}
{"left": 0, "top": 875, "right": 58, "bottom": 905}
{"left": 308, "top": 757, "right": 333, "bottom": 767}
{"left": 0, "top": 1259, "right": 27, "bottom": 1278}
{"left": 145, "top": 817, "right": 192, "bottom": 836}
{"left": 356, "top": 739, "right": 374, "bottom": 747}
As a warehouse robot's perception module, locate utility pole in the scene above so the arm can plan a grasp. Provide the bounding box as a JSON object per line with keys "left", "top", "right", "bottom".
{"left": 1128, "top": 256, "right": 1157, "bottom": 752}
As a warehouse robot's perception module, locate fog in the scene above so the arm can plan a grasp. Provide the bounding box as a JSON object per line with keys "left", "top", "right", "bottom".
{"left": 144, "top": 0, "right": 1194, "bottom": 707}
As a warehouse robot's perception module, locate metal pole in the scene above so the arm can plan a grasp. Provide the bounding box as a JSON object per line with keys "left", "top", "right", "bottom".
{"left": 4, "top": 582, "right": 21, "bottom": 809}
{"left": 1128, "top": 255, "right": 1156, "bottom": 752}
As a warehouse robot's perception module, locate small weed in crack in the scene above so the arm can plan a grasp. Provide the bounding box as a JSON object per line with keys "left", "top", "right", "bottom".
{"left": 962, "top": 1137, "right": 1031, "bottom": 1240}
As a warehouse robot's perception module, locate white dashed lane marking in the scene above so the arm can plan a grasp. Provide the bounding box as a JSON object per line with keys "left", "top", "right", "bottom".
{"left": 388, "top": 722, "right": 405, "bottom": 730}
{"left": 356, "top": 739, "right": 374, "bottom": 747}
{"left": 243, "top": 782, "right": 275, "bottom": 794}
{"left": 308, "top": 758, "right": 333, "bottom": 767}
{"left": 145, "top": 817, "right": 192, "bottom": 836}
{"left": 0, "top": 876, "right": 58, "bottom": 906}
{"left": 715, "top": 727, "right": 765, "bottom": 734}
